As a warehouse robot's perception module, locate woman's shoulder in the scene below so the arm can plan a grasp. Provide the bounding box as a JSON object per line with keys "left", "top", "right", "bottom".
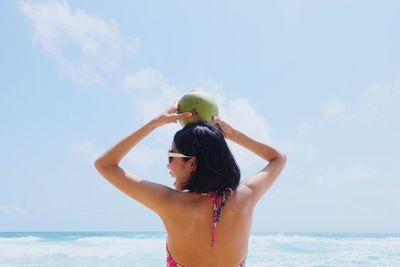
{"left": 235, "top": 183, "right": 253, "bottom": 196}
{"left": 173, "top": 183, "right": 253, "bottom": 211}
{"left": 226, "top": 183, "right": 253, "bottom": 205}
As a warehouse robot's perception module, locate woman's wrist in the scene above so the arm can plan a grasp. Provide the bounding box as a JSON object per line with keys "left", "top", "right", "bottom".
{"left": 149, "top": 118, "right": 163, "bottom": 129}
{"left": 228, "top": 128, "right": 240, "bottom": 142}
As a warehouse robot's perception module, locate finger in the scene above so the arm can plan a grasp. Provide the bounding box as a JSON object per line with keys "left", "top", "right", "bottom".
{"left": 172, "top": 112, "right": 192, "bottom": 120}
{"left": 212, "top": 115, "right": 222, "bottom": 122}
{"left": 213, "top": 118, "right": 223, "bottom": 128}
{"left": 182, "top": 112, "right": 193, "bottom": 117}
{"left": 215, "top": 123, "right": 224, "bottom": 133}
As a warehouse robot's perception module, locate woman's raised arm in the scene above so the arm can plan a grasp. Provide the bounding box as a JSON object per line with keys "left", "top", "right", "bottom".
{"left": 94, "top": 105, "right": 192, "bottom": 215}
{"left": 213, "top": 116, "right": 287, "bottom": 207}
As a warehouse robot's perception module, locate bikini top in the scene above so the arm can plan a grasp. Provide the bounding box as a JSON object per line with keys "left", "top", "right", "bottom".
{"left": 201, "top": 187, "right": 234, "bottom": 247}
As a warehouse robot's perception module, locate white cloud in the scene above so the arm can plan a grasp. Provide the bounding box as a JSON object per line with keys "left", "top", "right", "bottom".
{"left": 18, "top": 0, "right": 140, "bottom": 86}
{"left": 122, "top": 68, "right": 184, "bottom": 146}
{"left": 222, "top": 98, "right": 272, "bottom": 170}
{"left": 296, "top": 122, "right": 312, "bottom": 138}
{"left": 225, "top": 99, "right": 271, "bottom": 142}
{"left": 123, "top": 68, "right": 181, "bottom": 120}
{"left": 63, "top": 61, "right": 101, "bottom": 86}
{"left": 69, "top": 141, "right": 167, "bottom": 182}
{"left": 281, "top": 139, "right": 316, "bottom": 161}
{"left": 71, "top": 139, "right": 174, "bottom": 186}
{"left": 69, "top": 141, "right": 103, "bottom": 165}
{"left": 355, "top": 81, "right": 400, "bottom": 119}
{"left": 190, "top": 77, "right": 271, "bottom": 143}
{"left": 322, "top": 99, "right": 347, "bottom": 118}
{"left": 313, "top": 164, "right": 377, "bottom": 187}
{"left": 123, "top": 144, "right": 168, "bottom": 177}
{"left": 278, "top": 122, "right": 315, "bottom": 162}
{"left": 322, "top": 80, "right": 400, "bottom": 121}
{"left": 0, "top": 205, "right": 27, "bottom": 216}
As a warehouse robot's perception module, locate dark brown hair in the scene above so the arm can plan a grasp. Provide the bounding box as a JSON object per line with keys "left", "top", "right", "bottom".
{"left": 173, "top": 121, "right": 241, "bottom": 194}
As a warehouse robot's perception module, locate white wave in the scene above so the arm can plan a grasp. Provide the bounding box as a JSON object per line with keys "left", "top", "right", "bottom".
{"left": 0, "top": 236, "right": 164, "bottom": 261}
{"left": 0, "top": 236, "right": 44, "bottom": 243}
{"left": 75, "top": 236, "right": 139, "bottom": 245}
{"left": 1, "top": 234, "right": 399, "bottom": 266}
{"left": 247, "top": 234, "right": 400, "bottom": 266}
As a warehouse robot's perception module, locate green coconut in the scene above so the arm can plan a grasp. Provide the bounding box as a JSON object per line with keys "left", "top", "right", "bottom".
{"left": 177, "top": 89, "right": 219, "bottom": 127}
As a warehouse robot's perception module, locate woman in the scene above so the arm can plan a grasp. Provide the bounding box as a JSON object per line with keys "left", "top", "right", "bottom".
{"left": 94, "top": 101, "right": 287, "bottom": 266}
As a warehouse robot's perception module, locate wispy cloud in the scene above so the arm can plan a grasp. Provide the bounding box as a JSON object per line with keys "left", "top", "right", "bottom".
{"left": 313, "top": 164, "right": 377, "bottom": 187}
{"left": 322, "top": 79, "right": 400, "bottom": 121}
{"left": 279, "top": 121, "right": 316, "bottom": 162}
{"left": 295, "top": 122, "right": 312, "bottom": 138}
{"left": 123, "top": 68, "right": 181, "bottom": 120}
{"left": 222, "top": 97, "right": 273, "bottom": 170}
{"left": 322, "top": 99, "right": 347, "bottom": 118}
{"left": 123, "top": 144, "right": 171, "bottom": 180}
{"left": 0, "top": 205, "right": 27, "bottom": 216}
{"left": 18, "top": 0, "right": 140, "bottom": 86}
{"left": 282, "top": 139, "right": 316, "bottom": 161}
{"left": 69, "top": 141, "right": 103, "bottom": 165}
{"left": 189, "top": 77, "right": 272, "bottom": 144}
{"left": 70, "top": 140, "right": 173, "bottom": 186}
{"left": 355, "top": 80, "right": 400, "bottom": 120}
{"left": 69, "top": 140, "right": 166, "bottom": 177}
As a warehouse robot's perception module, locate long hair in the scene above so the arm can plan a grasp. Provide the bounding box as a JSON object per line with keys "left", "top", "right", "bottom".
{"left": 173, "top": 121, "right": 241, "bottom": 194}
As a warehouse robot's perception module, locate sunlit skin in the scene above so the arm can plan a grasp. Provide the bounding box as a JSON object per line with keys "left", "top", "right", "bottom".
{"left": 167, "top": 142, "right": 196, "bottom": 191}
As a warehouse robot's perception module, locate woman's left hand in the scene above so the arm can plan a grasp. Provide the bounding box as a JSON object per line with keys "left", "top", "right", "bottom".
{"left": 151, "top": 101, "right": 192, "bottom": 127}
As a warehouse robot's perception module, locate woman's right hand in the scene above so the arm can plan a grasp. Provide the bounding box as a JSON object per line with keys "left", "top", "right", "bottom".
{"left": 212, "top": 116, "right": 236, "bottom": 140}
{"left": 150, "top": 100, "right": 193, "bottom": 128}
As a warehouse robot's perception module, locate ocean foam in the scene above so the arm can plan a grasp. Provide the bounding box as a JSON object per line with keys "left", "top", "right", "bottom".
{"left": 0, "top": 235, "right": 164, "bottom": 262}
{"left": 0, "top": 232, "right": 399, "bottom": 266}
{"left": 0, "top": 236, "right": 44, "bottom": 243}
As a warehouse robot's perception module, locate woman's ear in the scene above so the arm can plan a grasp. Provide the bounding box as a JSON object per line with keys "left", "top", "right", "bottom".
{"left": 190, "top": 157, "right": 197, "bottom": 172}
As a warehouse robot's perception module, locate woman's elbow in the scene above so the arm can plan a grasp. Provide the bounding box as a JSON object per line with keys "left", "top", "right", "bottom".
{"left": 94, "top": 159, "right": 106, "bottom": 169}
{"left": 274, "top": 153, "right": 287, "bottom": 166}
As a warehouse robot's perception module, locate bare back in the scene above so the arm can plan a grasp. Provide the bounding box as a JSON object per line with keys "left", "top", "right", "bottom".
{"left": 161, "top": 183, "right": 254, "bottom": 267}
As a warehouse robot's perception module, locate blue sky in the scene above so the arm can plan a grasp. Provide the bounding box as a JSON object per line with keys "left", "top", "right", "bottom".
{"left": 1, "top": 0, "right": 399, "bottom": 232}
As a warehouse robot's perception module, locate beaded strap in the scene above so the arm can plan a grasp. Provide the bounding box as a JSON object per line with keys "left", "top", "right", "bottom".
{"left": 201, "top": 188, "right": 233, "bottom": 247}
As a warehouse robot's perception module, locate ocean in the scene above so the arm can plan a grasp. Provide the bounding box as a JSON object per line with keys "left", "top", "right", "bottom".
{"left": 0, "top": 232, "right": 399, "bottom": 266}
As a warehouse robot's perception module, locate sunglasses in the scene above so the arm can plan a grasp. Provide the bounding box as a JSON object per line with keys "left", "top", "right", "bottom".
{"left": 168, "top": 150, "right": 192, "bottom": 163}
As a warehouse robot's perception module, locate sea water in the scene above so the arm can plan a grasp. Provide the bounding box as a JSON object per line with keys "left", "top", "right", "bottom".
{"left": 1, "top": 232, "right": 399, "bottom": 266}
